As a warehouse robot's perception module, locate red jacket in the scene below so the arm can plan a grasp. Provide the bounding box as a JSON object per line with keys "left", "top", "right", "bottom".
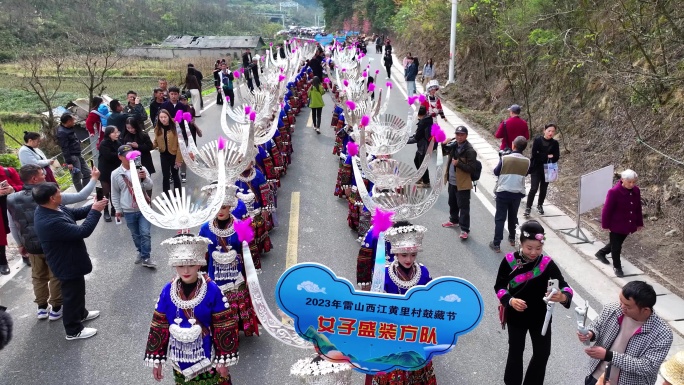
{"left": 420, "top": 96, "right": 446, "bottom": 120}
{"left": 601, "top": 182, "right": 644, "bottom": 234}
{"left": 495, "top": 116, "right": 529, "bottom": 150}
{"left": 0, "top": 167, "right": 23, "bottom": 245}
{"left": 85, "top": 111, "right": 103, "bottom": 148}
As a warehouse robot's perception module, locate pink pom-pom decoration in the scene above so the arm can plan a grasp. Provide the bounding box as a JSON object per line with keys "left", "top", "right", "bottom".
{"left": 343, "top": 79, "right": 349, "bottom": 87}
{"left": 249, "top": 111, "right": 257, "bottom": 121}
{"left": 360, "top": 115, "right": 370, "bottom": 127}
{"left": 368, "top": 83, "right": 376, "bottom": 92}
{"left": 278, "top": 74, "right": 286, "bottom": 82}
{"left": 362, "top": 71, "right": 368, "bottom": 77}
{"left": 341, "top": 68, "right": 347, "bottom": 73}
{"left": 431, "top": 124, "right": 447, "bottom": 143}
{"left": 234, "top": 217, "right": 254, "bottom": 244}
{"left": 386, "top": 81, "right": 393, "bottom": 89}
{"left": 174, "top": 110, "right": 184, "bottom": 123}
{"left": 233, "top": 71, "right": 240, "bottom": 78}
{"left": 217, "top": 136, "right": 227, "bottom": 150}
{"left": 324, "top": 77, "right": 331, "bottom": 84}
{"left": 371, "top": 208, "right": 394, "bottom": 238}
{"left": 375, "top": 69, "right": 380, "bottom": 75}
{"left": 245, "top": 105, "right": 252, "bottom": 115}
{"left": 347, "top": 141, "right": 359, "bottom": 157}
{"left": 270, "top": 42, "right": 273, "bottom": 47}
{"left": 408, "top": 96, "right": 418, "bottom": 105}
{"left": 239, "top": 67, "right": 244, "bottom": 74}
{"left": 226, "top": 96, "right": 231, "bottom": 102}
{"left": 419, "top": 94, "right": 427, "bottom": 103}
{"left": 346, "top": 100, "right": 356, "bottom": 111}
{"left": 183, "top": 112, "right": 192, "bottom": 122}
{"left": 125, "top": 150, "right": 141, "bottom": 160}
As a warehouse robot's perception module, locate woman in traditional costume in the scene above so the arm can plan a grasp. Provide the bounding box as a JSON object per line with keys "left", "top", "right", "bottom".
{"left": 144, "top": 234, "right": 239, "bottom": 385}
{"left": 235, "top": 163, "right": 273, "bottom": 254}
{"left": 198, "top": 185, "right": 260, "bottom": 337}
{"left": 370, "top": 222, "right": 437, "bottom": 385}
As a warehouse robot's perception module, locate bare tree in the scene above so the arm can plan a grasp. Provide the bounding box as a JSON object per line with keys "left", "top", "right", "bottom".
{"left": 69, "top": 32, "right": 124, "bottom": 102}
{"left": 20, "top": 50, "right": 69, "bottom": 140}
{"left": 0, "top": 118, "right": 7, "bottom": 154}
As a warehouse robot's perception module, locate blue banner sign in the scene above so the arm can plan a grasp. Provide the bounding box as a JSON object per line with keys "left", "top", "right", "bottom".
{"left": 275, "top": 263, "right": 484, "bottom": 375}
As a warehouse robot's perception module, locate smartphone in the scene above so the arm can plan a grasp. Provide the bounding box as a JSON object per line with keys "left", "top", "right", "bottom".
{"left": 0, "top": 180, "right": 8, "bottom": 188}
{"left": 96, "top": 188, "right": 104, "bottom": 201}
{"left": 115, "top": 216, "right": 122, "bottom": 225}
{"left": 547, "top": 279, "right": 559, "bottom": 293}
{"left": 89, "top": 159, "right": 94, "bottom": 169}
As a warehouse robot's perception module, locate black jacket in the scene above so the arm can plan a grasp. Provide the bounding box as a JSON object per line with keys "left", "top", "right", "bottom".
{"left": 383, "top": 55, "right": 393, "bottom": 68}
{"left": 34, "top": 205, "right": 101, "bottom": 280}
{"left": 56, "top": 125, "right": 82, "bottom": 161}
{"left": 121, "top": 131, "right": 155, "bottom": 174}
{"left": 108, "top": 111, "right": 129, "bottom": 132}
{"left": 97, "top": 138, "right": 122, "bottom": 182}
{"left": 308, "top": 55, "right": 324, "bottom": 80}
{"left": 6, "top": 187, "right": 42, "bottom": 254}
{"left": 529, "top": 136, "right": 560, "bottom": 171}
{"left": 415, "top": 115, "right": 433, "bottom": 154}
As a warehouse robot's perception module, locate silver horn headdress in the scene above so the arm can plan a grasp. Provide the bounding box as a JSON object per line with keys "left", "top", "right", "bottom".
{"left": 128, "top": 140, "right": 229, "bottom": 230}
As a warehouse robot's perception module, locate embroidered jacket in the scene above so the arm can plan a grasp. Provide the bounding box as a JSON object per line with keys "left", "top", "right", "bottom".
{"left": 356, "top": 227, "right": 393, "bottom": 287}
{"left": 384, "top": 263, "right": 432, "bottom": 295}
{"left": 494, "top": 253, "right": 573, "bottom": 327}
{"left": 585, "top": 302, "right": 673, "bottom": 385}
{"left": 144, "top": 275, "right": 238, "bottom": 379}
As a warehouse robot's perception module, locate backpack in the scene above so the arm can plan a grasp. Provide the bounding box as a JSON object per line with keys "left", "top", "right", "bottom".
{"left": 470, "top": 159, "right": 483, "bottom": 182}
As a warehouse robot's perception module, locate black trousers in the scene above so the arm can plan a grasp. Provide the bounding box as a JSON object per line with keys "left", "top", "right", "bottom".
{"left": 598, "top": 232, "right": 629, "bottom": 269}
{"left": 222, "top": 87, "right": 235, "bottom": 107}
{"left": 526, "top": 169, "right": 548, "bottom": 209}
{"left": 505, "top": 321, "right": 552, "bottom": 385}
{"left": 159, "top": 151, "right": 181, "bottom": 194}
{"left": 494, "top": 195, "right": 522, "bottom": 245}
{"left": 385, "top": 65, "right": 392, "bottom": 78}
{"left": 413, "top": 151, "right": 429, "bottom": 184}
{"left": 216, "top": 88, "right": 223, "bottom": 105}
{"left": 61, "top": 276, "right": 89, "bottom": 336}
{"left": 448, "top": 184, "right": 471, "bottom": 232}
{"left": 311, "top": 107, "right": 323, "bottom": 128}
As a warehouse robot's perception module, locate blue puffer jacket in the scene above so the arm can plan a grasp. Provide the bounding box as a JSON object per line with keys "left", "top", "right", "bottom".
{"left": 34, "top": 205, "right": 101, "bottom": 280}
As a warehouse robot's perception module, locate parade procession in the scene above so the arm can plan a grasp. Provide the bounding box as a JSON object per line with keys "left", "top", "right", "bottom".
{"left": 0, "top": 32, "right": 681, "bottom": 385}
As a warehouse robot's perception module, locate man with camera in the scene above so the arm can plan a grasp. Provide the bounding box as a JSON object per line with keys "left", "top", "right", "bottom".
{"left": 7, "top": 164, "right": 100, "bottom": 321}
{"left": 442, "top": 126, "right": 478, "bottom": 240}
{"left": 110, "top": 145, "right": 155, "bottom": 268}
{"left": 33, "top": 182, "right": 107, "bottom": 340}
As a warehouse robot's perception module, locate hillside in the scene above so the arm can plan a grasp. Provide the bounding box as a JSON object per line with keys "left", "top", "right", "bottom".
{"left": 319, "top": 0, "right": 684, "bottom": 291}
{"left": 0, "top": 0, "right": 322, "bottom": 61}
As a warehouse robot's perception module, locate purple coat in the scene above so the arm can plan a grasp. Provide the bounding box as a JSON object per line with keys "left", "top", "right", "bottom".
{"left": 601, "top": 182, "right": 644, "bottom": 234}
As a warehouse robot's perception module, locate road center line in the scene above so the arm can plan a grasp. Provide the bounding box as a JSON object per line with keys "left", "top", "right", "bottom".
{"left": 285, "top": 192, "right": 301, "bottom": 269}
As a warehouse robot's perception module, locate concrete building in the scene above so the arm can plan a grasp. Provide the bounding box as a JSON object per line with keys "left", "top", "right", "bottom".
{"left": 121, "top": 35, "right": 266, "bottom": 59}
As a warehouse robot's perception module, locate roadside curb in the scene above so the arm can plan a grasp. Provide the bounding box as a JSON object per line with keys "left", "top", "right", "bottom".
{"left": 385, "top": 53, "right": 683, "bottom": 363}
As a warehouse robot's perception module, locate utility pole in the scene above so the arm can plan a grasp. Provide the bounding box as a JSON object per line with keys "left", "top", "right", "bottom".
{"left": 447, "top": 0, "right": 457, "bottom": 85}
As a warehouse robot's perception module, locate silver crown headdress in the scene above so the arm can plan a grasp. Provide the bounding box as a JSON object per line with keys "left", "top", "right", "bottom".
{"left": 201, "top": 183, "right": 239, "bottom": 208}
{"left": 426, "top": 79, "right": 440, "bottom": 92}
{"left": 290, "top": 355, "right": 352, "bottom": 385}
{"left": 161, "top": 235, "right": 212, "bottom": 267}
{"left": 384, "top": 225, "right": 427, "bottom": 254}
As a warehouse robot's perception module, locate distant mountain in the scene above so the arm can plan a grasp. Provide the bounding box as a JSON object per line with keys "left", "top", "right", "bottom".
{"left": 303, "top": 325, "right": 340, "bottom": 355}
{"left": 366, "top": 350, "right": 425, "bottom": 368}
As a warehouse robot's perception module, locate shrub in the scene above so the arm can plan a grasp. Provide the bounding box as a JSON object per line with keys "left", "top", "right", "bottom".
{"left": 0, "top": 154, "right": 21, "bottom": 168}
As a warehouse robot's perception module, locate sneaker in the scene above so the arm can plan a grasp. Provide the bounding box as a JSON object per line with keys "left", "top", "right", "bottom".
{"left": 595, "top": 251, "right": 610, "bottom": 265}
{"left": 82, "top": 310, "right": 100, "bottom": 322}
{"left": 181, "top": 173, "right": 187, "bottom": 183}
{"left": 49, "top": 306, "right": 63, "bottom": 321}
{"left": 441, "top": 221, "right": 458, "bottom": 228}
{"left": 0, "top": 265, "right": 9, "bottom": 275}
{"left": 315, "top": 128, "right": 320, "bottom": 134}
{"left": 134, "top": 256, "right": 143, "bottom": 264}
{"left": 537, "top": 205, "right": 545, "bottom": 215}
{"left": 614, "top": 267, "right": 625, "bottom": 278}
{"left": 37, "top": 307, "right": 49, "bottom": 320}
{"left": 523, "top": 207, "right": 531, "bottom": 218}
{"left": 508, "top": 238, "right": 516, "bottom": 247}
{"left": 489, "top": 241, "right": 501, "bottom": 253}
{"left": 142, "top": 259, "right": 157, "bottom": 268}
{"left": 66, "top": 327, "right": 98, "bottom": 340}
{"left": 459, "top": 231, "right": 469, "bottom": 240}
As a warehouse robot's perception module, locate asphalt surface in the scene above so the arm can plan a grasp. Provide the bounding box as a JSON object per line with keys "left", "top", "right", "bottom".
{"left": 0, "top": 52, "right": 601, "bottom": 385}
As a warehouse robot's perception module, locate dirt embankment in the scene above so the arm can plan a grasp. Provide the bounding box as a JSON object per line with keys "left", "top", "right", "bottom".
{"left": 391, "top": 40, "right": 684, "bottom": 295}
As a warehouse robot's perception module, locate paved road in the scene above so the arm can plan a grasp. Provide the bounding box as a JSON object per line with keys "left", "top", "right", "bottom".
{"left": 0, "top": 52, "right": 600, "bottom": 385}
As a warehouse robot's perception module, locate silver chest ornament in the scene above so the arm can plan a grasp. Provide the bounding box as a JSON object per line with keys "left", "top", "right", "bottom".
{"left": 168, "top": 318, "right": 204, "bottom": 363}
{"left": 212, "top": 248, "right": 240, "bottom": 281}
